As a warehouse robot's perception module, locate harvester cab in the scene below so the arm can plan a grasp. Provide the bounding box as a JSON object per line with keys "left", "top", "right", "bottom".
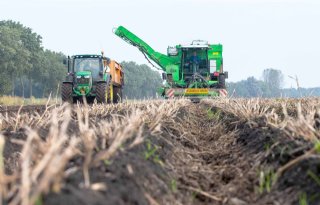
{"left": 180, "top": 41, "right": 210, "bottom": 88}
{"left": 61, "top": 54, "right": 124, "bottom": 104}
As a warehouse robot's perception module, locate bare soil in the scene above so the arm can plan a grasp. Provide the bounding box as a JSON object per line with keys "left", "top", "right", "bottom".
{"left": 2, "top": 100, "right": 320, "bottom": 205}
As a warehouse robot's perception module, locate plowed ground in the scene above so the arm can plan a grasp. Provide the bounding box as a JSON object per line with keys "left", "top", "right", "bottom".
{"left": 2, "top": 100, "right": 320, "bottom": 205}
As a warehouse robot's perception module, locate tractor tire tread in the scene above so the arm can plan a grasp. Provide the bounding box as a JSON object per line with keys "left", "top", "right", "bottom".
{"left": 96, "top": 82, "right": 107, "bottom": 103}
{"left": 61, "top": 83, "right": 73, "bottom": 103}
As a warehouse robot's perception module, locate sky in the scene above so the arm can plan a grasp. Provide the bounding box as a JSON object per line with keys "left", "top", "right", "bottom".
{"left": 1, "top": 0, "right": 320, "bottom": 88}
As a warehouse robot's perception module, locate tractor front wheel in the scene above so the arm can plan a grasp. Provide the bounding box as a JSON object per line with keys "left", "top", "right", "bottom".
{"left": 61, "top": 83, "right": 73, "bottom": 103}
{"left": 96, "top": 82, "right": 108, "bottom": 103}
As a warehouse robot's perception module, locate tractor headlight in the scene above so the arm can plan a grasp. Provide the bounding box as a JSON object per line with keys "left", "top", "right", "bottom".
{"left": 84, "top": 76, "right": 90, "bottom": 79}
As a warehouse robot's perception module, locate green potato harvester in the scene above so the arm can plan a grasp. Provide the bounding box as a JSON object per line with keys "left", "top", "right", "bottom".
{"left": 114, "top": 26, "right": 228, "bottom": 101}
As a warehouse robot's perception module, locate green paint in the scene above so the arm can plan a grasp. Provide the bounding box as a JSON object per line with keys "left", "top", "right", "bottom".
{"left": 73, "top": 71, "right": 92, "bottom": 96}
{"left": 114, "top": 26, "right": 226, "bottom": 98}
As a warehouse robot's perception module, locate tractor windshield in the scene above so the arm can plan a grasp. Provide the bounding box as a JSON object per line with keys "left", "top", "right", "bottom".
{"left": 73, "top": 58, "right": 102, "bottom": 78}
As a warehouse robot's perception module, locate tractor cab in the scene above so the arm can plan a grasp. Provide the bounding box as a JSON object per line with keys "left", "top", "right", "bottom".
{"left": 71, "top": 55, "right": 104, "bottom": 79}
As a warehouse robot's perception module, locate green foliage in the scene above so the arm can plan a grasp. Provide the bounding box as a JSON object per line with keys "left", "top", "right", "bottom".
{"left": 191, "top": 192, "right": 198, "bottom": 200}
{"left": 264, "top": 142, "right": 271, "bottom": 152}
{"left": 0, "top": 24, "right": 161, "bottom": 99}
{"left": 103, "top": 159, "right": 112, "bottom": 166}
{"left": 262, "top": 68, "right": 284, "bottom": 96}
{"left": 144, "top": 139, "right": 163, "bottom": 166}
{"left": 258, "top": 169, "right": 277, "bottom": 194}
{"left": 227, "top": 70, "right": 284, "bottom": 98}
{"left": 170, "top": 179, "right": 177, "bottom": 193}
{"left": 144, "top": 139, "right": 158, "bottom": 160}
{"left": 299, "top": 193, "right": 308, "bottom": 205}
{"left": 227, "top": 68, "right": 320, "bottom": 98}
{"left": 314, "top": 140, "right": 320, "bottom": 154}
{"left": 207, "top": 108, "right": 221, "bottom": 120}
{"left": 228, "top": 76, "right": 266, "bottom": 98}
{"left": 282, "top": 87, "right": 320, "bottom": 98}
{"left": 307, "top": 170, "right": 320, "bottom": 187}
{"left": 121, "top": 61, "right": 162, "bottom": 99}
{"left": 35, "top": 195, "right": 43, "bottom": 205}
{"left": 227, "top": 69, "right": 284, "bottom": 98}
{"left": 0, "top": 20, "right": 65, "bottom": 98}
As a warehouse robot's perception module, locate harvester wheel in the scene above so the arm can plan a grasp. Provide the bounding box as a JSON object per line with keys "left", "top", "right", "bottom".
{"left": 61, "top": 83, "right": 73, "bottom": 103}
{"left": 96, "top": 82, "right": 108, "bottom": 103}
{"left": 117, "top": 88, "right": 123, "bottom": 103}
{"left": 113, "top": 86, "right": 122, "bottom": 103}
{"left": 218, "top": 74, "right": 226, "bottom": 89}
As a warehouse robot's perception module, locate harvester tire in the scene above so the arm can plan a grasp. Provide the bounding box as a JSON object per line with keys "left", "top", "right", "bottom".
{"left": 117, "top": 88, "right": 123, "bottom": 103}
{"left": 113, "top": 86, "right": 122, "bottom": 103}
{"left": 218, "top": 74, "right": 226, "bottom": 89}
{"left": 61, "top": 83, "right": 73, "bottom": 103}
{"left": 96, "top": 82, "right": 108, "bottom": 103}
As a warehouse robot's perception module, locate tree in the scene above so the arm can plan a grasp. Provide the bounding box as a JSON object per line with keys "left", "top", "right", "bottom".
{"left": 262, "top": 68, "right": 284, "bottom": 97}
{"left": 0, "top": 20, "right": 66, "bottom": 98}
{"left": 121, "top": 61, "right": 162, "bottom": 99}
{"left": 228, "top": 77, "right": 264, "bottom": 97}
{"left": 0, "top": 21, "right": 30, "bottom": 95}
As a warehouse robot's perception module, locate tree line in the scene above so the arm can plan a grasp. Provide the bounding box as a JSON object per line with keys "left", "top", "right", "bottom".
{"left": 227, "top": 68, "right": 284, "bottom": 97}
{"left": 0, "top": 20, "right": 65, "bottom": 98}
{"left": 121, "top": 61, "right": 162, "bottom": 99}
{"left": 227, "top": 68, "right": 320, "bottom": 98}
{"left": 0, "top": 20, "right": 162, "bottom": 100}
{"left": 1, "top": 20, "right": 318, "bottom": 100}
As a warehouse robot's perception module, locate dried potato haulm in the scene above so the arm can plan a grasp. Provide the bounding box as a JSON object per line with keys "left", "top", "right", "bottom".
{"left": 1, "top": 98, "right": 320, "bottom": 205}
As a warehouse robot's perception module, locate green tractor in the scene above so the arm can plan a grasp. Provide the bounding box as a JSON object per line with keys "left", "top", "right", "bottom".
{"left": 114, "top": 26, "right": 228, "bottom": 101}
{"left": 61, "top": 54, "right": 124, "bottom": 104}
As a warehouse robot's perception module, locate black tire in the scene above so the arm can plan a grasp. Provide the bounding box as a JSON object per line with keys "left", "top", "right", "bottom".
{"left": 96, "top": 82, "right": 107, "bottom": 103}
{"left": 117, "top": 88, "right": 123, "bottom": 103}
{"left": 86, "top": 97, "right": 95, "bottom": 104}
{"left": 61, "top": 83, "right": 73, "bottom": 103}
{"left": 113, "top": 86, "right": 122, "bottom": 103}
{"left": 218, "top": 74, "right": 226, "bottom": 88}
{"left": 113, "top": 86, "right": 118, "bottom": 104}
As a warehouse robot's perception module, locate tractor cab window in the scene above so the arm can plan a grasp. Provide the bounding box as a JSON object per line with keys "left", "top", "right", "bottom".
{"left": 182, "top": 49, "right": 208, "bottom": 75}
{"left": 74, "top": 58, "right": 102, "bottom": 79}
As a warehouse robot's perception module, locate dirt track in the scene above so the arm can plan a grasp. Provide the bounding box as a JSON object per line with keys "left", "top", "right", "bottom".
{"left": 1, "top": 100, "right": 320, "bottom": 205}
{"left": 0, "top": 104, "right": 47, "bottom": 114}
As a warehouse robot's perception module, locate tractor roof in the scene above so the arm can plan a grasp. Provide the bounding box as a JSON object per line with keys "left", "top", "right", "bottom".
{"left": 73, "top": 54, "right": 103, "bottom": 58}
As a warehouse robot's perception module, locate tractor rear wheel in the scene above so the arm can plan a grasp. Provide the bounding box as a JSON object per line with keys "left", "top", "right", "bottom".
{"left": 96, "top": 82, "right": 108, "bottom": 103}
{"left": 61, "top": 83, "right": 73, "bottom": 103}
{"left": 107, "top": 83, "right": 114, "bottom": 104}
